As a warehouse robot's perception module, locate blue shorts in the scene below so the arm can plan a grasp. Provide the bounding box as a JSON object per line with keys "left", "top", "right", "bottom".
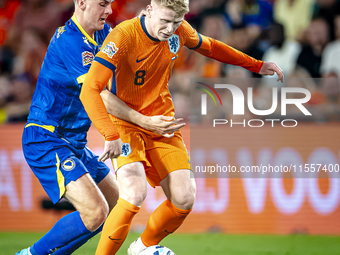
{"left": 22, "top": 124, "right": 110, "bottom": 204}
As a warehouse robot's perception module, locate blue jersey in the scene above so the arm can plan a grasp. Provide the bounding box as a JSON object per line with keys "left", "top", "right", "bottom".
{"left": 27, "top": 15, "right": 111, "bottom": 148}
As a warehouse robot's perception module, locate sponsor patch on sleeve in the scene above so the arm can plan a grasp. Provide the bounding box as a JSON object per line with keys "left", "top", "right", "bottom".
{"left": 82, "top": 51, "right": 94, "bottom": 66}
{"left": 101, "top": 41, "right": 119, "bottom": 58}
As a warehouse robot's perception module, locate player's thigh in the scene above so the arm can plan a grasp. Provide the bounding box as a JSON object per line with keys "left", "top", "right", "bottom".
{"left": 117, "top": 162, "right": 148, "bottom": 206}
{"left": 97, "top": 171, "right": 119, "bottom": 211}
{"left": 115, "top": 126, "right": 150, "bottom": 172}
{"left": 160, "top": 169, "right": 196, "bottom": 209}
{"left": 64, "top": 173, "right": 108, "bottom": 214}
{"left": 81, "top": 146, "right": 117, "bottom": 210}
{"left": 146, "top": 131, "right": 191, "bottom": 187}
{"left": 22, "top": 126, "right": 93, "bottom": 204}
{"left": 81, "top": 145, "right": 111, "bottom": 185}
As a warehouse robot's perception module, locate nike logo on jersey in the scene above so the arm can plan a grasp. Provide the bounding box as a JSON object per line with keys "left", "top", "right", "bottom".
{"left": 164, "top": 230, "right": 174, "bottom": 234}
{"left": 136, "top": 56, "right": 148, "bottom": 63}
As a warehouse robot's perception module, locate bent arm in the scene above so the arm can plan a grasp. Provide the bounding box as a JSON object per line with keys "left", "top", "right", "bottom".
{"left": 101, "top": 90, "right": 149, "bottom": 127}
{"left": 80, "top": 61, "right": 120, "bottom": 141}
{"left": 101, "top": 90, "right": 186, "bottom": 137}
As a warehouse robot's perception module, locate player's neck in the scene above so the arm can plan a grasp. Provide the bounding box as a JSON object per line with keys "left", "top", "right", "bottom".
{"left": 74, "top": 11, "right": 95, "bottom": 38}
{"left": 144, "top": 16, "right": 156, "bottom": 39}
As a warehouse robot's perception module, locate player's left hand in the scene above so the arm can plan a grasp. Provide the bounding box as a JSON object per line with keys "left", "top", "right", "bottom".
{"left": 139, "top": 115, "right": 186, "bottom": 138}
{"left": 259, "top": 61, "right": 284, "bottom": 83}
{"left": 98, "top": 138, "right": 123, "bottom": 162}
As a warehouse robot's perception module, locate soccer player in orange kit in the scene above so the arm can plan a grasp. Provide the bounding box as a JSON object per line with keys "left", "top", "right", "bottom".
{"left": 80, "top": 0, "right": 284, "bottom": 254}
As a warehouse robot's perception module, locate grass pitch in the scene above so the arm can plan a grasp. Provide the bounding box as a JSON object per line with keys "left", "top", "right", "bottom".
{"left": 1, "top": 232, "right": 340, "bottom": 255}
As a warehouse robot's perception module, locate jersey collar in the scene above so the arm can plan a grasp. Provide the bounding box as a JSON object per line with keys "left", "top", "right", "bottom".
{"left": 140, "top": 15, "right": 160, "bottom": 42}
{"left": 71, "top": 14, "right": 98, "bottom": 46}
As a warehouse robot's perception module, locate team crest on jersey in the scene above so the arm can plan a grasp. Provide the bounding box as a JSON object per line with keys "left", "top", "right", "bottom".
{"left": 168, "top": 34, "right": 180, "bottom": 54}
{"left": 82, "top": 51, "right": 94, "bottom": 66}
{"left": 101, "top": 41, "right": 119, "bottom": 58}
{"left": 121, "top": 143, "right": 131, "bottom": 157}
{"left": 61, "top": 158, "right": 76, "bottom": 171}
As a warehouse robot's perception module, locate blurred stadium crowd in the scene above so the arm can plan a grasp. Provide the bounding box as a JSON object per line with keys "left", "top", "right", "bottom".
{"left": 0, "top": 0, "right": 339, "bottom": 124}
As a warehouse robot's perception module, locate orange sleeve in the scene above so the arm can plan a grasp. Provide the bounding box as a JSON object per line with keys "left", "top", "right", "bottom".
{"left": 80, "top": 24, "right": 131, "bottom": 141}
{"left": 80, "top": 61, "right": 120, "bottom": 141}
{"left": 194, "top": 35, "right": 264, "bottom": 73}
{"left": 180, "top": 21, "right": 263, "bottom": 73}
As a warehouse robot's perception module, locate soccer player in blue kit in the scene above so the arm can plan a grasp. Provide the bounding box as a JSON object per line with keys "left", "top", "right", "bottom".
{"left": 16, "top": 0, "right": 120, "bottom": 254}
{"left": 16, "top": 0, "right": 183, "bottom": 254}
{"left": 16, "top": 0, "right": 185, "bottom": 255}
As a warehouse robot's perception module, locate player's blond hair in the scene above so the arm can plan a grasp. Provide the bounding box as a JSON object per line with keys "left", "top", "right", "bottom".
{"left": 151, "top": 0, "right": 189, "bottom": 17}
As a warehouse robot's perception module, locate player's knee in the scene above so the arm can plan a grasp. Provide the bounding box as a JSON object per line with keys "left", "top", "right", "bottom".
{"left": 82, "top": 201, "right": 109, "bottom": 231}
{"left": 120, "top": 176, "right": 147, "bottom": 206}
{"left": 173, "top": 185, "right": 196, "bottom": 210}
{"left": 123, "top": 189, "right": 147, "bottom": 206}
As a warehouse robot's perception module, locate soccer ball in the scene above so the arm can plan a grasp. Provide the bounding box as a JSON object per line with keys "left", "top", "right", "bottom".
{"left": 139, "top": 245, "right": 175, "bottom": 255}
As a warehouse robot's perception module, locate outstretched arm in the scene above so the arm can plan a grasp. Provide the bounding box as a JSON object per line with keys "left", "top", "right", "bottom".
{"left": 101, "top": 90, "right": 186, "bottom": 138}
{"left": 193, "top": 34, "right": 284, "bottom": 82}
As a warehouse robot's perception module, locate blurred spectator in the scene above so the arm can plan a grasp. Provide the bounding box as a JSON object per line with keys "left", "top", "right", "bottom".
{"left": 57, "top": 0, "right": 74, "bottom": 25}
{"left": 225, "top": 24, "right": 264, "bottom": 77}
{"left": 225, "top": 0, "right": 273, "bottom": 31}
{"left": 274, "top": 0, "right": 315, "bottom": 41}
{"left": 0, "top": 0, "right": 20, "bottom": 75}
{"left": 309, "top": 72, "right": 340, "bottom": 121}
{"left": 107, "top": 0, "right": 149, "bottom": 26}
{"left": 296, "top": 17, "right": 330, "bottom": 77}
{"left": 186, "top": 0, "right": 227, "bottom": 30}
{"left": 313, "top": 0, "right": 340, "bottom": 41}
{"left": 198, "top": 14, "right": 230, "bottom": 78}
{"left": 5, "top": 73, "right": 34, "bottom": 123}
{"left": 0, "top": 0, "right": 20, "bottom": 46}
{"left": 0, "top": 75, "right": 11, "bottom": 123}
{"left": 321, "top": 14, "right": 340, "bottom": 77}
{"left": 12, "top": 27, "right": 48, "bottom": 82}
{"left": 262, "top": 22, "right": 301, "bottom": 78}
{"left": 0, "top": 30, "right": 18, "bottom": 75}
{"left": 14, "top": 0, "right": 62, "bottom": 41}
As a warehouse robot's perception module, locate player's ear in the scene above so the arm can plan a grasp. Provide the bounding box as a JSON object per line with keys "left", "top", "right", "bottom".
{"left": 78, "top": 0, "right": 86, "bottom": 10}
{"left": 146, "top": 5, "right": 153, "bottom": 17}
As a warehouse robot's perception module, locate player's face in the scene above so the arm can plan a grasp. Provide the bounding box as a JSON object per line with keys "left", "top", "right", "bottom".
{"left": 147, "top": 3, "right": 184, "bottom": 41}
{"left": 84, "top": 0, "right": 113, "bottom": 32}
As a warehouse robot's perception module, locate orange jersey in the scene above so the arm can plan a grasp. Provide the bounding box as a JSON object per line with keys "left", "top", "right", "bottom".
{"left": 98, "top": 16, "right": 202, "bottom": 117}
{"left": 80, "top": 16, "right": 263, "bottom": 141}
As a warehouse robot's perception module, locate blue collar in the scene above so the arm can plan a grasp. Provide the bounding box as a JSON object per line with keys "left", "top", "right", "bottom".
{"left": 140, "top": 15, "right": 160, "bottom": 42}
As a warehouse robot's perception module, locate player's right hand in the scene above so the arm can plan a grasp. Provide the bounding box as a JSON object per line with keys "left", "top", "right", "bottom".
{"left": 98, "top": 138, "right": 123, "bottom": 162}
{"left": 141, "top": 115, "right": 186, "bottom": 138}
{"left": 259, "top": 61, "right": 284, "bottom": 83}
